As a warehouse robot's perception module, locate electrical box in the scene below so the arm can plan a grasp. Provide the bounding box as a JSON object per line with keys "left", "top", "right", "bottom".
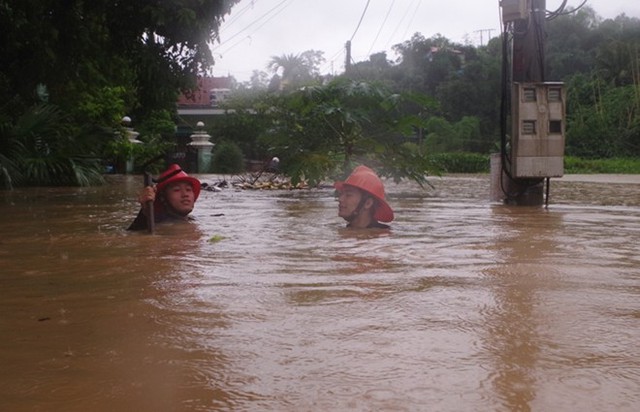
{"left": 500, "top": 0, "right": 529, "bottom": 23}
{"left": 511, "top": 82, "right": 566, "bottom": 178}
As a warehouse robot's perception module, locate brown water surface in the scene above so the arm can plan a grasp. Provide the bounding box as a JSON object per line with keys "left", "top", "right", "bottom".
{"left": 1, "top": 174, "right": 639, "bottom": 411}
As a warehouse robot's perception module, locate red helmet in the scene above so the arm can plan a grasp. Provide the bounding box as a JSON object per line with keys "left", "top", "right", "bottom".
{"left": 334, "top": 165, "right": 394, "bottom": 222}
{"left": 155, "top": 164, "right": 201, "bottom": 201}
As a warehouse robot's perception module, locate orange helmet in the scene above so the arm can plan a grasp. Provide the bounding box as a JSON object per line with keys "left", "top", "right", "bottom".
{"left": 155, "top": 164, "right": 201, "bottom": 201}
{"left": 334, "top": 165, "right": 394, "bottom": 222}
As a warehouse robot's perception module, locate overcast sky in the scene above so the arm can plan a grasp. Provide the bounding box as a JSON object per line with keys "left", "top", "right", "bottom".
{"left": 209, "top": 0, "right": 640, "bottom": 82}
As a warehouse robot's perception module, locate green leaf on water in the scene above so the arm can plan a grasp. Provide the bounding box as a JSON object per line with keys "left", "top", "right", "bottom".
{"left": 208, "top": 235, "right": 225, "bottom": 243}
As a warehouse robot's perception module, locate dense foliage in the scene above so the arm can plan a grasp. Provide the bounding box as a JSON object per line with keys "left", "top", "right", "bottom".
{"left": 346, "top": 8, "right": 640, "bottom": 161}
{"left": 546, "top": 7, "right": 640, "bottom": 159}
{"left": 222, "top": 78, "right": 441, "bottom": 186}
{"left": 211, "top": 141, "right": 245, "bottom": 174}
{"left": 0, "top": 0, "right": 239, "bottom": 188}
{"left": 227, "top": 5, "right": 640, "bottom": 181}
{"left": 1, "top": 3, "right": 639, "bottom": 188}
{"left": 0, "top": 104, "right": 107, "bottom": 188}
{"left": 565, "top": 156, "right": 640, "bottom": 174}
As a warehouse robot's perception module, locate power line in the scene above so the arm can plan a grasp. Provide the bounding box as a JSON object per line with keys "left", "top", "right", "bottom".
{"left": 212, "top": 0, "right": 293, "bottom": 52}
{"left": 349, "top": 0, "right": 371, "bottom": 42}
{"left": 474, "top": 28, "right": 495, "bottom": 46}
{"left": 320, "top": 48, "right": 346, "bottom": 75}
{"left": 399, "top": 0, "right": 422, "bottom": 42}
{"left": 384, "top": 0, "right": 418, "bottom": 49}
{"left": 221, "top": 0, "right": 258, "bottom": 29}
{"left": 366, "top": 0, "right": 395, "bottom": 56}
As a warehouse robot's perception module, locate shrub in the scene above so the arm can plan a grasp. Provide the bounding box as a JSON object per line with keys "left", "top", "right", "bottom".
{"left": 429, "top": 152, "right": 490, "bottom": 173}
{"left": 565, "top": 156, "right": 640, "bottom": 174}
{"left": 211, "top": 141, "right": 245, "bottom": 174}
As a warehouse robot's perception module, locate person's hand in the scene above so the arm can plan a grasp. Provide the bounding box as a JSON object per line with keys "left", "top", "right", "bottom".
{"left": 138, "top": 185, "right": 157, "bottom": 206}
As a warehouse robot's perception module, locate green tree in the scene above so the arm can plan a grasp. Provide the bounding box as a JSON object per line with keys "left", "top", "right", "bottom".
{"left": 594, "top": 16, "right": 640, "bottom": 86}
{"left": 546, "top": 6, "right": 602, "bottom": 81}
{"left": 0, "top": 104, "right": 106, "bottom": 188}
{"left": 566, "top": 74, "right": 640, "bottom": 158}
{"left": 390, "top": 33, "right": 462, "bottom": 94}
{"left": 209, "top": 97, "right": 272, "bottom": 161}
{"left": 267, "top": 50, "right": 325, "bottom": 91}
{"left": 434, "top": 40, "right": 502, "bottom": 151}
{"left": 348, "top": 52, "right": 394, "bottom": 83}
{"left": 211, "top": 141, "right": 245, "bottom": 174}
{"left": 259, "top": 78, "right": 438, "bottom": 186}
{"left": 0, "top": 0, "right": 240, "bottom": 186}
{"left": 423, "top": 117, "right": 457, "bottom": 153}
{"left": 546, "top": 9, "right": 640, "bottom": 158}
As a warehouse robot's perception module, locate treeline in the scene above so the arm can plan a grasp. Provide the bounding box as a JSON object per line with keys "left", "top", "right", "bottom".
{"left": 212, "top": 6, "right": 640, "bottom": 182}
{"left": 1, "top": 3, "right": 638, "bottom": 188}
{"left": 0, "top": 0, "right": 239, "bottom": 188}
{"left": 341, "top": 6, "right": 640, "bottom": 159}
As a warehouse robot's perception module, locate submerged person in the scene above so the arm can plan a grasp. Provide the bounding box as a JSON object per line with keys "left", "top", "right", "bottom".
{"left": 334, "top": 165, "right": 394, "bottom": 229}
{"left": 127, "top": 164, "right": 201, "bottom": 231}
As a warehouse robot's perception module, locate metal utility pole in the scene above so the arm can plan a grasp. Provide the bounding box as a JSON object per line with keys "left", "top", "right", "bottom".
{"left": 474, "top": 28, "right": 495, "bottom": 46}
{"left": 492, "top": 0, "right": 566, "bottom": 206}
{"left": 512, "top": 0, "right": 545, "bottom": 83}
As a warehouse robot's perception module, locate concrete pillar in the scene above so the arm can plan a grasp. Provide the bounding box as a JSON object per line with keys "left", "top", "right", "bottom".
{"left": 188, "top": 121, "right": 215, "bottom": 173}
{"left": 490, "top": 153, "right": 505, "bottom": 203}
{"left": 122, "top": 116, "right": 143, "bottom": 174}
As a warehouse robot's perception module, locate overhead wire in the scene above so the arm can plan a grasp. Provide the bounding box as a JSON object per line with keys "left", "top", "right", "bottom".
{"left": 384, "top": 0, "right": 419, "bottom": 50}
{"left": 547, "top": 0, "right": 587, "bottom": 20}
{"left": 546, "top": 0, "right": 568, "bottom": 19}
{"left": 399, "top": 0, "right": 423, "bottom": 43}
{"left": 212, "top": 0, "right": 294, "bottom": 54}
{"left": 366, "top": 0, "right": 396, "bottom": 56}
{"left": 349, "top": 0, "right": 371, "bottom": 42}
{"left": 320, "top": 48, "right": 346, "bottom": 76}
{"left": 331, "top": 0, "right": 371, "bottom": 74}
{"left": 219, "top": 5, "right": 294, "bottom": 57}
{"left": 221, "top": 0, "right": 259, "bottom": 29}
{"left": 217, "top": 0, "right": 375, "bottom": 78}
{"left": 323, "top": 0, "right": 420, "bottom": 75}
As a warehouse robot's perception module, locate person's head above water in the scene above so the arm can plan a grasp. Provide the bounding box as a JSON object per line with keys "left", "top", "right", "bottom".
{"left": 334, "top": 165, "right": 394, "bottom": 229}
{"left": 128, "top": 164, "right": 201, "bottom": 231}
{"left": 154, "top": 164, "right": 201, "bottom": 216}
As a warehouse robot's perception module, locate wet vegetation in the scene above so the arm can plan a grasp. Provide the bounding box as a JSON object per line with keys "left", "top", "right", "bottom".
{"left": 1, "top": 2, "right": 639, "bottom": 188}
{"left": 0, "top": 0, "right": 240, "bottom": 188}
{"left": 211, "top": 141, "right": 245, "bottom": 174}
{"left": 565, "top": 156, "right": 640, "bottom": 174}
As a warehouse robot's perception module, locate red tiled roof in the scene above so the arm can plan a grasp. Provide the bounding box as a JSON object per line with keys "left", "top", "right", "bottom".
{"left": 177, "top": 76, "right": 233, "bottom": 106}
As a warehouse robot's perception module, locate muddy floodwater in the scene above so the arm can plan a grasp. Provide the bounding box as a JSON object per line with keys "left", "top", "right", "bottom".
{"left": 1, "top": 174, "right": 639, "bottom": 412}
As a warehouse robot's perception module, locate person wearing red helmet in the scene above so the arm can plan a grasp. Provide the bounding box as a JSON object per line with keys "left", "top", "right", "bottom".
{"left": 127, "top": 164, "right": 201, "bottom": 231}
{"left": 334, "top": 165, "right": 394, "bottom": 229}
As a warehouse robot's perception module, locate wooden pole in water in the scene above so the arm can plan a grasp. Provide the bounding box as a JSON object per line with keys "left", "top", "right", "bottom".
{"left": 143, "top": 172, "right": 155, "bottom": 234}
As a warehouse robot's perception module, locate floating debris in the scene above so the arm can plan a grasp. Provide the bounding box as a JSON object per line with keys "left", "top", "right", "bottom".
{"left": 208, "top": 235, "right": 225, "bottom": 243}
{"left": 203, "top": 173, "right": 309, "bottom": 191}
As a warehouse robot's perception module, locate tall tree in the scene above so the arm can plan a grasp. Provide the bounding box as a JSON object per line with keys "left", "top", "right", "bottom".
{"left": 391, "top": 33, "right": 462, "bottom": 94}
{"left": 546, "top": 5, "right": 602, "bottom": 81}
{"left": 267, "top": 50, "right": 325, "bottom": 90}
{"left": 0, "top": 0, "right": 240, "bottom": 186}
{"left": 0, "top": 0, "right": 240, "bottom": 120}
{"left": 258, "top": 78, "right": 437, "bottom": 185}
